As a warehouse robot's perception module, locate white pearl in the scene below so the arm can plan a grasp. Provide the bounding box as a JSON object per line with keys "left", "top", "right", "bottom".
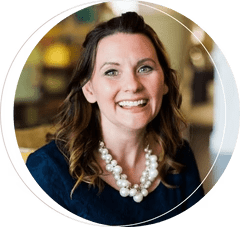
{"left": 141, "top": 188, "right": 148, "bottom": 197}
{"left": 150, "top": 161, "right": 158, "bottom": 169}
{"left": 140, "top": 176, "right": 146, "bottom": 184}
{"left": 101, "top": 148, "right": 108, "bottom": 155}
{"left": 111, "top": 160, "right": 117, "bottom": 167}
{"left": 106, "top": 164, "right": 113, "bottom": 172}
{"left": 145, "top": 153, "right": 150, "bottom": 159}
{"left": 149, "top": 155, "right": 157, "bottom": 162}
{"left": 99, "top": 141, "right": 104, "bottom": 147}
{"left": 144, "top": 181, "right": 151, "bottom": 188}
{"left": 117, "top": 179, "right": 123, "bottom": 187}
{"left": 120, "top": 188, "right": 129, "bottom": 197}
{"left": 113, "top": 165, "right": 122, "bottom": 174}
{"left": 149, "top": 169, "right": 158, "bottom": 178}
{"left": 133, "top": 193, "right": 143, "bottom": 203}
{"left": 142, "top": 170, "right": 148, "bottom": 177}
{"left": 114, "top": 174, "right": 121, "bottom": 180}
{"left": 148, "top": 170, "right": 158, "bottom": 181}
{"left": 121, "top": 179, "right": 130, "bottom": 188}
{"left": 133, "top": 184, "right": 139, "bottom": 189}
{"left": 105, "top": 154, "right": 112, "bottom": 162}
{"left": 101, "top": 154, "right": 107, "bottom": 160}
{"left": 148, "top": 176, "right": 155, "bottom": 181}
{"left": 144, "top": 147, "right": 149, "bottom": 152}
{"left": 145, "top": 160, "right": 150, "bottom": 166}
{"left": 129, "top": 188, "right": 137, "bottom": 197}
{"left": 121, "top": 174, "right": 127, "bottom": 180}
{"left": 147, "top": 149, "right": 152, "bottom": 155}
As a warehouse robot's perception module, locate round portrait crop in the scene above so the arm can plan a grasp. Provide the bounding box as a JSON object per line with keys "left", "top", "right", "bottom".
{"left": 23, "top": 11, "right": 205, "bottom": 226}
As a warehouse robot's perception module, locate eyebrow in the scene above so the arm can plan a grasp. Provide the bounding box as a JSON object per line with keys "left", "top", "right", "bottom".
{"left": 100, "top": 58, "right": 156, "bottom": 69}
{"left": 100, "top": 62, "right": 120, "bottom": 69}
{"left": 136, "top": 58, "right": 156, "bottom": 66}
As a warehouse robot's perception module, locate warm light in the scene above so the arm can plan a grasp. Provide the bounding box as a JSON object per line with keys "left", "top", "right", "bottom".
{"left": 44, "top": 43, "right": 71, "bottom": 68}
{"left": 190, "top": 25, "right": 205, "bottom": 45}
{"left": 108, "top": 0, "right": 139, "bottom": 16}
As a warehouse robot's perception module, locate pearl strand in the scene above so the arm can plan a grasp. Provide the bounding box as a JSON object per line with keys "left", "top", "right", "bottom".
{"left": 99, "top": 141, "right": 159, "bottom": 203}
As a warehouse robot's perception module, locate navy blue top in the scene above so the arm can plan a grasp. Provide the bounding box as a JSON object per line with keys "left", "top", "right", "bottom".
{"left": 26, "top": 140, "right": 204, "bottom": 226}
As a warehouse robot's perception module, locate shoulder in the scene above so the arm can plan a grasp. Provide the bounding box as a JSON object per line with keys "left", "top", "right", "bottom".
{"left": 175, "top": 139, "right": 196, "bottom": 165}
{"left": 175, "top": 140, "right": 205, "bottom": 206}
{"left": 26, "top": 140, "right": 73, "bottom": 209}
{"left": 177, "top": 139, "right": 192, "bottom": 153}
{"left": 174, "top": 139, "right": 202, "bottom": 186}
{"left": 27, "top": 140, "right": 67, "bottom": 168}
{"left": 173, "top": 139, "right": 202, "bottom": 184}
{"left": 26, "top": 140, "right": 70, "bottom": 184}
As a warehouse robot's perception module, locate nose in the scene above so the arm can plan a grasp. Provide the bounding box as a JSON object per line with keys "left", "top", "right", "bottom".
{"left": 123, "top": 71, "right": 143, "bottom": 93}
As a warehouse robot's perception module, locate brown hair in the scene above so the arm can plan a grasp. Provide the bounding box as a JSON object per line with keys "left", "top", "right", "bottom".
{"left": 52, "top": 12, "right": 187, "bottom": 196}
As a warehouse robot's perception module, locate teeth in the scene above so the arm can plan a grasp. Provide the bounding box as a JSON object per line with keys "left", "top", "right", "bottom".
{"left": 118, "top": 100, "right": 147, "bottom": 107}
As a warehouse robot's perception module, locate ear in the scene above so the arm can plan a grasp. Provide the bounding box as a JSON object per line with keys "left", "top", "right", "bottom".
{"left": 163, "top": 83, "right": 169, "bottom": 95}
{"left": 82, "top": 81, "right": 97, "bottom": 103}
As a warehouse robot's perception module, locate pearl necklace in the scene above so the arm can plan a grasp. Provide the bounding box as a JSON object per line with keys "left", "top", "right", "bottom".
{"left": 99, "top": 141, "right": 159, "bottom": 203}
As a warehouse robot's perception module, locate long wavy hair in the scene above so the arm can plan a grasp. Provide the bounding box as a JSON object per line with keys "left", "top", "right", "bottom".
{"left": 52, "top": 12, "right": 187, "bottom": 197}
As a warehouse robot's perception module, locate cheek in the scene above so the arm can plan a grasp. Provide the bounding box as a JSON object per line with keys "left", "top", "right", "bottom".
{"left": 93, "top": 81, "right": 117, "bottom": 105}
{"left": 150, "top": 79, "right": 165, "bottom": 98}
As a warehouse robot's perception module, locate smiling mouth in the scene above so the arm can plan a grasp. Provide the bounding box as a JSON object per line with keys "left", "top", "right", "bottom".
{"left": 118, "top": 99, "right": 148, "bottom": 108}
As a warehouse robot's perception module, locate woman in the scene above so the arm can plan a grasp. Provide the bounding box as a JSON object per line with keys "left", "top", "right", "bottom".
{"left": 26, "top": 12, "right": 204, "bottom": 226}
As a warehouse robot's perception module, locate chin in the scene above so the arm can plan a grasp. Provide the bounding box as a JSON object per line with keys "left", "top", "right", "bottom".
{"left": 119, "top": 119, "right": 152, "bottom": 132}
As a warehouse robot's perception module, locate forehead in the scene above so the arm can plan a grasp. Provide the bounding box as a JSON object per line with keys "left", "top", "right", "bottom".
{"left": 95, "top": 33, "right": 158, "bottom": 64}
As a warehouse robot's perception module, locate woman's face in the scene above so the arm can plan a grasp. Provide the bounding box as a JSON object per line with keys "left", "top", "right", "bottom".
{"left": 83, "top": 33, "right": 168, "bottom": 132}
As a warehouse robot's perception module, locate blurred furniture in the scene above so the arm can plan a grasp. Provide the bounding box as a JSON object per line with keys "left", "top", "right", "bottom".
{"left": 16, "top": 124, "right": 56, "bottom": 163}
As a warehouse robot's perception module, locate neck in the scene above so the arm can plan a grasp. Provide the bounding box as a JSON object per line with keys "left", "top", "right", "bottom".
{"left": 100, "top": 126, "right": 147, "bottom": 167}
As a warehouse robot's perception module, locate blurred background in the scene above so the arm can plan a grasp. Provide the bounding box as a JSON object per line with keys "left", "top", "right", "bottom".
{"left": 14, "top": 1, "right": 238, "bottom": 195}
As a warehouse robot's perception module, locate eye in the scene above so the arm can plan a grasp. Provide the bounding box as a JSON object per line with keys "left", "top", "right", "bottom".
{"left": 138, "top": 65, "right": 153, "bottom": 74}
{"left": 104, "top": 69, "right": 119, "bottom": 77}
